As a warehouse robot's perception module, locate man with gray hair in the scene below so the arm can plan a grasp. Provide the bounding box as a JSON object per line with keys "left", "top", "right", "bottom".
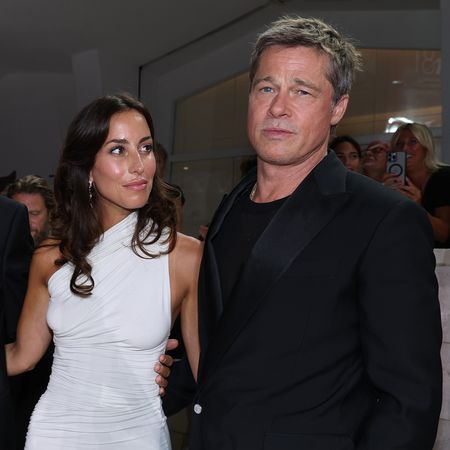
{"left": 165, "top": 16, "right": 442, "bottom": 449}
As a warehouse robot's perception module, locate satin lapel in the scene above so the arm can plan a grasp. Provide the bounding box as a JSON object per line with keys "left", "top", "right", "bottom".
{"left": 200, "top": 154, "right": 351, "bottom": 384}
{"left": 197, "top": 171, "right": 256, "bottom": 379}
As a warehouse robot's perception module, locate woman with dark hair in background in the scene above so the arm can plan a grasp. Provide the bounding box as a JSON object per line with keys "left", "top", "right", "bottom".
{"left": 329, "top": 135, "right": 362, "bottom": 172}
{"left": 5, "top": 93, "right": 201, "bottom": 449}
{"left": 385, "top": 122, "right": 450, "bottom": 246}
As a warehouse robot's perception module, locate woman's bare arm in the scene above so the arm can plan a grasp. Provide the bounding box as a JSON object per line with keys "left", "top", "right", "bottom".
{"left": 6, "top": 243, "right": 58, "bottom": 375}
{"left": 169, "top": 234, "right": 202, "bottom": 381}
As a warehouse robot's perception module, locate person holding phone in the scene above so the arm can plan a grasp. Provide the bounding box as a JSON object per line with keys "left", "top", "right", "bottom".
{"left": 385, "top": 122, "right": 450, "bottom": 246}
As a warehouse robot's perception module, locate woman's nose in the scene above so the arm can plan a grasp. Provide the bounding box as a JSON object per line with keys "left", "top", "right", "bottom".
{"left": 129, "top": 151, "right": 144, "bottom": 174}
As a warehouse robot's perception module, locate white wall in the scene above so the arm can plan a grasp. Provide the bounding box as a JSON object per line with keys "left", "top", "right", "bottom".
{"left": 0, "top": 49, "right": 139, "bottom": 182}
{"left": 0, "top": 72, "right": 76, "bottom": 179}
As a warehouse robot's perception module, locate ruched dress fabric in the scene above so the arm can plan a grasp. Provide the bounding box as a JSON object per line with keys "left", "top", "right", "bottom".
{"left": 25, "top": 213, "right": 172, "bottom": 449}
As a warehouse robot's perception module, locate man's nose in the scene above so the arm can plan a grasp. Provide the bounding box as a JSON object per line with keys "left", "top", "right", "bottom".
{"left": 268, "top": 91, "right": 290, "bottom": 117}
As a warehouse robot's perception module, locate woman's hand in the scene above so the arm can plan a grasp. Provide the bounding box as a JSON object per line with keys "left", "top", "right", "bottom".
{"left": 382, "top": 173, "right": 403, "bottom": 189}
{"left": 396, "top": 177, "right": 422, "bottom": 204}
{"left": 382, "top": 174, "right": 422, "bottom": 205}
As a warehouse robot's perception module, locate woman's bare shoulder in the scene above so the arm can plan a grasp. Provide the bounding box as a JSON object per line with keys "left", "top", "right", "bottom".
{"left": 173, "top": 233, "right": 203, "bottom": 260}
{"left": 34, "top": 238, "right": 61, "bottom": 257}
{"left": 169, "top": 234, "right": 203, "bottom": 283}
{"left": 32, "top": 239, "right": 63, "bottom": 281}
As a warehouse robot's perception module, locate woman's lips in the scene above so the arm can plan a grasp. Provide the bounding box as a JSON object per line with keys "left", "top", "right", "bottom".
{"left": 124, "top": 180, "right": 148, "bottom": 191}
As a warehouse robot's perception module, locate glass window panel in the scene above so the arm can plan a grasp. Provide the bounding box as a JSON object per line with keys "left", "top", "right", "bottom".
{"left": 173, "top": 72, "right": 250, "bottom": 154}
{"left": 338, "top": 49, "right": 441, "bottom": 135}
{"left": 171, "top": 156, "right": 255, "bottom": 236}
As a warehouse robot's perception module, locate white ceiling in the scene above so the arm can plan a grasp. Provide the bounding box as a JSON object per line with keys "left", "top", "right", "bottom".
{"left": 0, "top": 0, "right": 439, "bottom": 79}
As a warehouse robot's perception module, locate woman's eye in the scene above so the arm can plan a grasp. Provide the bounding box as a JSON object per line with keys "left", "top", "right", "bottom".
{"left": 141, "top": 144, "right": 153, "bottom": 153}
{"left": 110, "top": 146, "right": 124, "bottom": 155}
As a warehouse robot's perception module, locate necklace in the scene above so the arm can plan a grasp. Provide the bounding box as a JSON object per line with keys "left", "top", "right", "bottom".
{"left": 249, "top": 182, "right": 257, "bottom": 201}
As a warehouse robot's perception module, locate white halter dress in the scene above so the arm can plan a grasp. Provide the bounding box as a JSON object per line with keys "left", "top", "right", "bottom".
{"left": 25, "top": 213, "right": 172, "bottom": 449}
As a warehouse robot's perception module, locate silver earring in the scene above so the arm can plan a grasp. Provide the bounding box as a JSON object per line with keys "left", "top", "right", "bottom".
{"left": 89, "top": 180, "right": 94, "bottom": 207}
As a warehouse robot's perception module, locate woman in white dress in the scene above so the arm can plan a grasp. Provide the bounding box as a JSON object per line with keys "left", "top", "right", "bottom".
{"left": 6, "top": 93, "right": 201, "bottom": 449}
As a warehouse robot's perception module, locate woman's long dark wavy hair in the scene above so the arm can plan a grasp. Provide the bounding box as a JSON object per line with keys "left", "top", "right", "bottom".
{"left": 51, "top": 93, "right": 178, "bottom": 296}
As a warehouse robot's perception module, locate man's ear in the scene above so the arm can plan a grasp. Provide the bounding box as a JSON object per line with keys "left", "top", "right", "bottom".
{"left": 330, "top": 94, "right": 349, "bottom": 126}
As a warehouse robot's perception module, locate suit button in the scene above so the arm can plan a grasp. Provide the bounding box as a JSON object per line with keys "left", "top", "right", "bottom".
{"left": 193, "top": 403, "right": 202, "bottom": 414}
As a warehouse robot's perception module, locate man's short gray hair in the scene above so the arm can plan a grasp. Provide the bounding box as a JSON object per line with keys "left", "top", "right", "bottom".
{"left": 249, "top": 16, "right": 362, "bottom": 103}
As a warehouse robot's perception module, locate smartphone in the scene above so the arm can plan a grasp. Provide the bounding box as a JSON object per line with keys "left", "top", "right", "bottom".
{"left": 386, "top": 151, "right": 406, "bottom": 185}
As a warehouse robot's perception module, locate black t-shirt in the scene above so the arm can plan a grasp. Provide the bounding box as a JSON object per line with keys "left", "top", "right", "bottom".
{"left": 422, "top": 165, "right": 450, "bottom": 248}
{"left": 212, "top": 188, "right": 287, "bottom": 305}
{"left": 422, "top": 166, "right": 450, "bottom": 214}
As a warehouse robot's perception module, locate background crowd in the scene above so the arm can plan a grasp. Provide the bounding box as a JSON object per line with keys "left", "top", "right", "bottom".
{"left": 330, "top": 122, "right": 450, "bottom": 247}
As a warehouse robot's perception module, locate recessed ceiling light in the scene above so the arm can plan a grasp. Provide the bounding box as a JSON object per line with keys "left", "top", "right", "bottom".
{"left": 385, "top": 116, "right": 413, "bottom": 133}
{"left": 392, "top": 80, "right": 403, "bottom": 85}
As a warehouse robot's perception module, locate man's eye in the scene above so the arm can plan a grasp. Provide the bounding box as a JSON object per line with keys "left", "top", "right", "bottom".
{"left": 296, "top": 89, "right": 310, "bottom": 96}
{"left": 260, "top": 86, "right": 274, "bottom": 93}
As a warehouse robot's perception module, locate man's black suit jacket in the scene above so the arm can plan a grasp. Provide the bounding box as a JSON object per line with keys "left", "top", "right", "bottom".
{"left": 166, "top": 152, "right": 442, "bottom": 450}
{"left": 0, "top": 196, "right": 33, "bottom": 446}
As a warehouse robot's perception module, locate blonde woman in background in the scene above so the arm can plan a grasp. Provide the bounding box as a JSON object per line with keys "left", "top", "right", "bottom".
{"left": 384, "top": 122, "right": 450, "bottom": 246}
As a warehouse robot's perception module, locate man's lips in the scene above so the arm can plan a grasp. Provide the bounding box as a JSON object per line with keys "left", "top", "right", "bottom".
{"left": 262, "top": 127, "right": 295, "bottom": 138}
{"left": 124, "top": 180, "right": 148, "bottom": 191}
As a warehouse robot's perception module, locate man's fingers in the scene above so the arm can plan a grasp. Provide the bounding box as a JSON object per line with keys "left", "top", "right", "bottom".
{"left": 154, "top": 340, "right": 177, "bottom": 397}
{"left": 166, "top": 338, "right": 179, "bottom": 352}
{"left": 159, "top": 354, "right": 174, "bottom": 368}
{"left": 155, "top": 374, "right": 168, "bottom": 388}
{"left": 155, "top": 360, "right": 172, "bottom": 378}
